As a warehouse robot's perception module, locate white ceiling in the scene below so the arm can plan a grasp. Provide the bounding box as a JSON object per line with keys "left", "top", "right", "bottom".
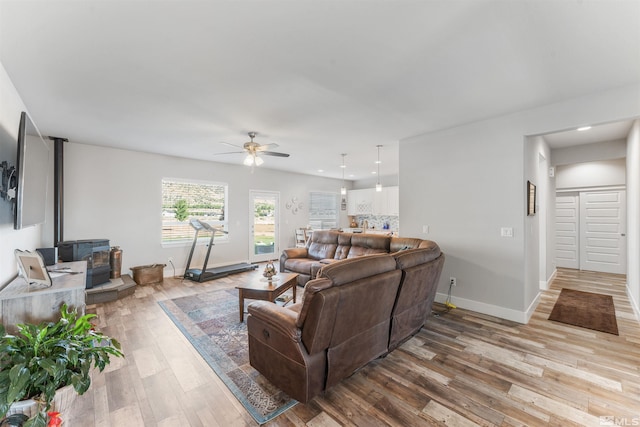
{"left": 1, "top": 1, "right": 639, "bottom": 181}
{"left": 541, "top": 119, "right": 635, "bottom": 149}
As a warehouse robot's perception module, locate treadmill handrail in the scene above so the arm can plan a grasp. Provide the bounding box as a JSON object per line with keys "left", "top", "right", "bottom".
{"left": 199, "top": 220, "right": 228, "bottom": 235}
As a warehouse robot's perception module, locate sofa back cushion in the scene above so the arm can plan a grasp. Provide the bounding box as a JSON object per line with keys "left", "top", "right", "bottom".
{"left": 307, "top": 230, "right": 340, "bottom": 260}
{"left": 296, "top": 277, "right": 332, "bottom": 328}
{"left": 390, "top": 237, "right": 426, "bottom": 252}
{"left": 346, "top": 234, "right": 390, "bottom": 258}
{"left": 417, "top": 239, "right": 441, "bottom": 251}
{"left": 334, "top": 232, "right": 353, "bottom": 260}
{"left": 325, "top": 258, "right": 402, "bottom": 388}
{"left": 297, "top": 254, "right": 397, "bottom": 353}
{"left": 317, "top": 252, "right": 396, "bottom": 285}
{"left": 389, "top": 247, "right": 445, "bottom": 350}
{"left": 297, "top": 279, "right": 340, "bottom": 354}
{"left": 393, "top": 243, "right": 441, "bottom": 268}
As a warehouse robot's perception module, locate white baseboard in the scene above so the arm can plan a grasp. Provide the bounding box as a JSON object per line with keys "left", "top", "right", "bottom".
{"left": 539, "top": 268, "right": 557, "bottom": 291}
{"left": 626, "top": 283, "right": 640, "bottom": 322}
{"left": 164, "top": 267, "right": 183, "bottom": 278}
{"left": 524, "top": 292, "right": 542, "bottom": 323}
{"left": 434, "top": 292, "right": 529, "bottom": 324}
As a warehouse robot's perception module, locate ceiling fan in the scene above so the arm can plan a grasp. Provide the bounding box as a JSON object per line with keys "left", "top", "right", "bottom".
{"left": 218, "top": 132, "right": 290, "bottom": 166}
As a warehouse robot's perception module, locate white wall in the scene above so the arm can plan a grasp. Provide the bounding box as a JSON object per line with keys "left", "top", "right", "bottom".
{"left": 552, "top": 139, "right": 627, "bottom": 166}
{"left": 352, "top": 174, "right": 399, "bottom": 190}
{"left": 400, "top": 83, "right": 640, "bottom": 323}
{"left": 0, "top": 62, "right": 46, "bottom": 286}
{"left": 62, "top": 142, "right": 346, "bottom": 276}
{"left": 555, "top": 158, "right": 626, "bottom": 189}
{"left": 626, "top": 120, "right": 640, "bottom": 318}
{"left": 524, "top": 136, "right": 555, "bottom": 296}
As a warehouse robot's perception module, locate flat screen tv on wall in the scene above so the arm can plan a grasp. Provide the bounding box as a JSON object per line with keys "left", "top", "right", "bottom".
{"left": 14, "top": 111, "right": 49, "bottom": 230}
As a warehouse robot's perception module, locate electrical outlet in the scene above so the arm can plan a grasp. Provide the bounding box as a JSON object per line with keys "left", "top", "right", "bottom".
{"left": 449, "top": 277, "right": 457, "bottom": 287}
{"left": 501, "top": 227, "right": 514, "bottom": 238}
{"left": 168, "top": 256, "right": 174, "bottom": 264}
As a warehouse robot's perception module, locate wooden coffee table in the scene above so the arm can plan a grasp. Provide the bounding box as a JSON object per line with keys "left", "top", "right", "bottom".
{"left": 236, "top": 272, "right": 298, "bottom": 322}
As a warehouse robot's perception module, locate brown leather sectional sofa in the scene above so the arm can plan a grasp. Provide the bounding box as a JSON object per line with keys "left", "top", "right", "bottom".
{"left": 280, "top": 229, "right": 434, "bottom": 286}
{"left": 247, "top": 242, "right": 444, "bottom": 403}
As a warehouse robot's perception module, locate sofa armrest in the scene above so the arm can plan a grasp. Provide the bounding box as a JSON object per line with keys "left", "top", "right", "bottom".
{"left": 247, "top": 301, "right": 301, "bottom": 342}
{"left": 280, "top": 247, "right": 309, "bottom": 271}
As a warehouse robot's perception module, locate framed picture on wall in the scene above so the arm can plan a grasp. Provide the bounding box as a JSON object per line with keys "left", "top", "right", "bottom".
{"left": 527, "top": 180, "right": 536, "bottom": 216}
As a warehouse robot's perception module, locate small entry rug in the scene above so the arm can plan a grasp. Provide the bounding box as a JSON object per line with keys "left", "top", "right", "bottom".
{"left": 158, "top": 288, "right": 297, "bottom": 424}
{"left": 548, "top": 288, "right": 619, "bottom": 335}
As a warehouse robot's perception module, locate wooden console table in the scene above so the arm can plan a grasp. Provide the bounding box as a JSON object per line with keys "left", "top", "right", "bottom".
{"left": 0, "top": 261, "right": 86, "bottom": 332}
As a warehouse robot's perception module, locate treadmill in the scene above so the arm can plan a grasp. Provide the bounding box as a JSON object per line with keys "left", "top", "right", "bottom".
{"left": 183, "top": 219, "right": 257, "bottom": 282}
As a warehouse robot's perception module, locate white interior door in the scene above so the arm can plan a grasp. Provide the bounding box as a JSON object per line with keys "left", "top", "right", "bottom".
{"left": 249, "top": 191, "right": 279, "bottom": 263}
{"left": 555, "top": 195, "right": 579, "bottom": 269}
{"left": 579, "top": 190, "right": 626, "bottom": 274}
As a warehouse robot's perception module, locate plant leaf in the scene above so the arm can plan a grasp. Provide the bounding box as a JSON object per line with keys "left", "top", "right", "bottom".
{"left": 24, "top": 410, "right": 48, "bottom": 427}
{"left": 7, "top": 365, "right": 29, "bottom": 402}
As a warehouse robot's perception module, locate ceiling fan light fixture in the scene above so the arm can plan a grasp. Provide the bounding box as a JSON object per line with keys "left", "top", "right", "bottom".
{"left": 219, "top": 132, "right": 290, "bottom": 168}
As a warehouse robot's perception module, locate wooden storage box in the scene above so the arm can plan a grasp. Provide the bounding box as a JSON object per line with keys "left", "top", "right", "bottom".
{"left": 130, "top": 264, "right": 165, "bottom": 285}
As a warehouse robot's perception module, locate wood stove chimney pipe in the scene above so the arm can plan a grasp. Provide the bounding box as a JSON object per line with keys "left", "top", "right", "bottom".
{"left": 49, "top": 136, "right": 67, "bottom": 246}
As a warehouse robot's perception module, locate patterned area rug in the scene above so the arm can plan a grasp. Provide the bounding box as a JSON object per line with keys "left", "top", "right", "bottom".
{"left": 548, "top": 288, "right": 619, "bottom": 335}
{"left": 158, "top": 288, "right": 297, "bottom": 424}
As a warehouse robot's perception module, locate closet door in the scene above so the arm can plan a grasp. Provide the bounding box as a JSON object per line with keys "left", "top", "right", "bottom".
{"left": 555, "top": 195, "right": 579, "bottom": 269}
{"left": 579, "top": 190, "right": 626, "bottom": 274}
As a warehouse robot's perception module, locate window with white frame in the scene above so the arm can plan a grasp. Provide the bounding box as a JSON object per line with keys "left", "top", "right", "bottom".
{"left": 308, "top": 191, "right": 338, "bottom": 230}
{"left": 161, "top": 178, "right": 228, "bottom": 245}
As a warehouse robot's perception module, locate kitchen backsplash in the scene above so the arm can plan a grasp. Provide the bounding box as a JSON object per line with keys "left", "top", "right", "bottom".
{"left": 355, "top": 215, "right": 399, "bottom": 231}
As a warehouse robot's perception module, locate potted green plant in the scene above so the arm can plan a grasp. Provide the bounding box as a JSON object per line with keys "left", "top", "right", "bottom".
{"left": 0, "top": 304, "right": 123, "bottom": 427}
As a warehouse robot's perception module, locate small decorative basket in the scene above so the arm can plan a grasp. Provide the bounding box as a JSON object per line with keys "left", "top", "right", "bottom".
{"left": 263, "top": 261, "right": 277, "bottom": 281}
{"left": 130, "top": 264, "right": 165, "bottom": 285}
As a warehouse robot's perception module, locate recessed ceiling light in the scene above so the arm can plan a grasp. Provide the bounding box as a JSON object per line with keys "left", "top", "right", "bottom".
{"left": 577, "top": 126, "right": 592, "bottom": 131}
{"left": 318, "top": 169, "right": 324, "bottom": 173}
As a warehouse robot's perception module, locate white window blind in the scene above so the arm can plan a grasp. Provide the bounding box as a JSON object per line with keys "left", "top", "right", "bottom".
{"left": 308, "top": 191, "right": 338, "bottom": 230}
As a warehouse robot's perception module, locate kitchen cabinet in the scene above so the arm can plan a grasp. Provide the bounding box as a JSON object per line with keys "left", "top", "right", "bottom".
{"left": 348, "top": 186, "right": 398, "bottom": 216}
{"left": 373, "top": 190, "right": 385, "bottom": 215}
{"left": 386, "top": 186, "right": 399, "bottom": 215}
{"left": 347, "top": 188, "right": 374, "bottom": 215}
{"left": 373, "top": 186, "right": 399, "bottom": 215}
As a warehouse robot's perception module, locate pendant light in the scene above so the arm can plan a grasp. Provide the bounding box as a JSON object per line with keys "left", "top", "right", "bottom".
{"left": 340, "top": 153, "right": 347, "bottom": 195}
{"left": 375, "top": 145, "right": 382, "bottom": 192}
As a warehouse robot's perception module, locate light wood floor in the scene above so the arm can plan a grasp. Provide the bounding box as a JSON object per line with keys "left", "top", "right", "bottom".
{"left": 65, "top": 268, "right": 640, "bottom": 426}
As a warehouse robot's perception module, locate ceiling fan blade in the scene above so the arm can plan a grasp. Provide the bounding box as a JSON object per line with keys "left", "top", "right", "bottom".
{"left": 213, "top": 150, "right": 245, "bottom": 155}
{"left": 255, "top": 143, "right": 279, "bottom": 152}
{"left": 261, "top": 151, "right": 290, "bottom": 157}
{"left": 219, "top": 141, "right": 245, "bottom": 149}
